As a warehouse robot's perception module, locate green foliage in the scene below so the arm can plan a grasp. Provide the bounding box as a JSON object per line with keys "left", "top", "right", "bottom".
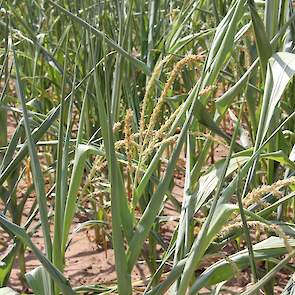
{"left": 1, "top": 1, "right": 295, "bottom": 294}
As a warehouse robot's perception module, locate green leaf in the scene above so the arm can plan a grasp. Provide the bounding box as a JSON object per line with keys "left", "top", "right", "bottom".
{"left": 261, "top": 151, "right": 295, "bottom": 170}
{"left": 25, "top": 266, "right": 51, "bottom": 295}
{"left": 202, "top": 0, "right": 246, "bottom": 88}
{"left": 240, "top": 249, "right": 295, "bottom": 295}
{"left": 61, "top": 144, "right": 103, "bottom": 252}
{"left": 0, "top": 243, "right": 17, "bottom": 287}
{"left": 255, "top": 52, "right": 295, "bottom": 150}
{"left": 248, "top": 1, "right": 272, "bottom": 78}
{"left": 0, "top": 214, "right": 75, "bottom": 295}
{"left": 47, "top": 0, "right": 149, "bottom": 75}
{"left": 194, "top": 156, "right": 249, "bottom": 213}
{"left": 190, "top": 237, "right": 295, "bottom": 293}
{"left": 12, "top": 40, "right": 52, "bottom": 262}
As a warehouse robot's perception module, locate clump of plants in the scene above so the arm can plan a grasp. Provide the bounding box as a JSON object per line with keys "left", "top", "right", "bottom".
{"left": 1, "top": 0, "right": 295, "bottom": 294}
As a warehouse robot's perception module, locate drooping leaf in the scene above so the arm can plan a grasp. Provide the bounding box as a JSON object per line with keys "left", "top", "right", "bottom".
{"left": 190, "top": 237, "right": 295, "bottom": 293}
